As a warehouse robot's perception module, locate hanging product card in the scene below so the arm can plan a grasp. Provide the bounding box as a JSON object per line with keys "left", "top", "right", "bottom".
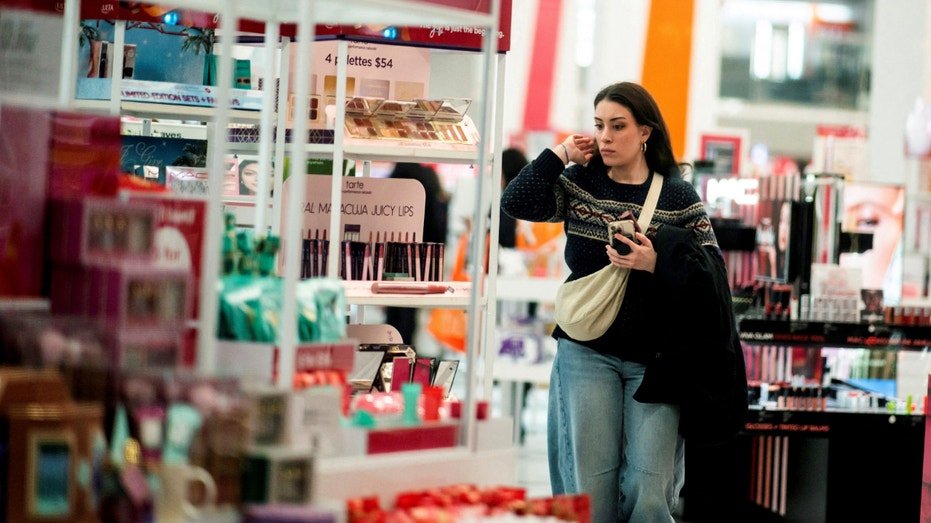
{"left": 0, "top": 7, "right": 64, "bottom": 101}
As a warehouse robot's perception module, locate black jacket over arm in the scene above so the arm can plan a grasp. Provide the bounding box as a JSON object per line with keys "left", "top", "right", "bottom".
{"left": 633, "top": 225, "right": 749, "bottom": 447}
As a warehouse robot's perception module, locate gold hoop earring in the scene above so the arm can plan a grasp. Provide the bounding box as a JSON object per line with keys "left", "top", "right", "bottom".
{"left": 640, "top": 141, "right": 648, "bottom": 153}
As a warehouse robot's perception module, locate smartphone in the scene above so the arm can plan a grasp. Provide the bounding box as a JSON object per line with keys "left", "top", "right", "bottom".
{"left": 608, "top": 219, "right": 640, "bottom": 255}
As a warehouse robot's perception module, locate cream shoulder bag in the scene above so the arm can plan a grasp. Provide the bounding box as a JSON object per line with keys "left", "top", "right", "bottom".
{"left": 555, "top": 173, "right": 664, "bottom": 341}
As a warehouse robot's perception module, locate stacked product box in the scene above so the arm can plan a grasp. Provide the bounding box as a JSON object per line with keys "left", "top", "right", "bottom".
{"left": 45, "top": 112, "right": 194, "bottom": 371}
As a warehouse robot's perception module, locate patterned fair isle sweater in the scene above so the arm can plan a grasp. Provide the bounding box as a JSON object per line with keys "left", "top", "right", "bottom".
{"left": 500, "top": 148, "right": 719, "bottom": 363}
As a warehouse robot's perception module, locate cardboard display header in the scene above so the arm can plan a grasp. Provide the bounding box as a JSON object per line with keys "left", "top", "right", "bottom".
{"left": 63, "top": 0, "right": 513, "bottom": 52}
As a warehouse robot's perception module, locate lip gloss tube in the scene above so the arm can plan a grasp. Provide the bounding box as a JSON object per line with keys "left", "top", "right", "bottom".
{"left": 370, "top": 282, "right": 450, "bottom": 294}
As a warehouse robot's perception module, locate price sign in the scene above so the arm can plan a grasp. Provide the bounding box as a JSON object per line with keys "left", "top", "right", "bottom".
{"left": 302, "top": 40, "right": 431, "bottom": 101}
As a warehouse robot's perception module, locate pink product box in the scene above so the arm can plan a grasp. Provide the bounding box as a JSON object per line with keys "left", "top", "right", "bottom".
{"left": 48, "top": 197, "right": 157, "bottom": 267}
{"left": 51, "top": 111, "right": 121, "bottom": 146}
{"left": 88, "top": 265, "right": 193, "bottom": 328}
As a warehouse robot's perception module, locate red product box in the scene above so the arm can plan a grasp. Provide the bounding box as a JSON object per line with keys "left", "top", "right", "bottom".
{"left": 48, "top": 197, "right": 158, "bottom": 267}
{"left": 366, "top": 422, "right": 458, "bottom": 454}
{"left": 127, "top": 195, "right": 207, "bottom": 316}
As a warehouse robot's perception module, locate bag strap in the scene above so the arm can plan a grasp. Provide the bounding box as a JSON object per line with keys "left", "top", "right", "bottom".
{"left": 637, "top": 173, "right": 664, "bottom": 232}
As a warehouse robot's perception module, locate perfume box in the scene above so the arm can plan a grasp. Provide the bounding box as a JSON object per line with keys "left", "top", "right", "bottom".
{"left": 47, "top": 197, "right": 157, "bottom": 267}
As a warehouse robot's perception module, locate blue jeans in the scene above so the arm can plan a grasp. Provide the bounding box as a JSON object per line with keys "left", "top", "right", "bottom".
{"left": 547, "top": 338, "right": 685, "bottom": 523}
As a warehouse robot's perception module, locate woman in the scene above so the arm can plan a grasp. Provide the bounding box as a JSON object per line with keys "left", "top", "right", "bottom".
{"left": 385, "top": 163, "right": 450, "bottom": 345}
{"left": 501, "top": 82, "right": 721, "bottom": 522}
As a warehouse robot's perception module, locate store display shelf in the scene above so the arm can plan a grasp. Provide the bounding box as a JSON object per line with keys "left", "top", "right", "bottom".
{"left": 274, "top": 141, "right": 482, "bottom": 164}
{"left": 344, "top": 142, "right": 479, "bottom": 165}
{"left": 744, "top": 405, "right": 924, "bottom": 436}
{"left": 73, "top": 99, "right": 263, "bottom": 124}
{"left": 738, "top": 318, "right": 931, "bottom": 350}
{"left": 315, "top": 447, "right": 516, "bottom": 505}
{"left": 121, "top": 119, "right": 208, "bottom": 139}
{"left": 343, "top": 280, "right": 474, "bottom": 308}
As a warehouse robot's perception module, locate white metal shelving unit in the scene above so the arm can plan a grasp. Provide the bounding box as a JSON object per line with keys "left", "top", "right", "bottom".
{"left": 5, "top": 0, "right": 515, "bottom": 511}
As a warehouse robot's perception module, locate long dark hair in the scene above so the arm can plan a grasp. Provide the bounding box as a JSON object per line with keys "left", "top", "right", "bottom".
{"left": 390, "top": 163, "right": 449, "bottom": 244}
{"left": 593, "top": 82, "right": 684, "bottom": 178}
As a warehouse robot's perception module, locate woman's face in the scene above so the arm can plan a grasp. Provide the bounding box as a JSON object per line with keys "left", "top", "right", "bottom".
{"left": 593, "top": 100, "right": 650, "bottom": 169}
{"left": 240, "top": 162, "right": 260, "bottom": 193}
{"left": 842, "top": 184, "right": 905, "bottom": 289}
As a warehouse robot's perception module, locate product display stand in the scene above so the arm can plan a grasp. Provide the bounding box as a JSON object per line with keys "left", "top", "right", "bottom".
{"left": 1, "top": 0, "right": 519, "bottom": 516}
{"left": 691, "top": 317, "right": 931, "bottom": 522}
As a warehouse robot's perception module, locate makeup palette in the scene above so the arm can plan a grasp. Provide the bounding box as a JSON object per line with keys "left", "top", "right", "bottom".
{"left": 343, "top": 96, "right": 477, "bottom": 145}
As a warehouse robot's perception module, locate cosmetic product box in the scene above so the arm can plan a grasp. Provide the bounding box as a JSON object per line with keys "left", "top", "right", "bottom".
{"left": 50, "top": 262, "right": 192, "bottom": 330}
{"left": 243, "top": 385, "right": 350, "bottom": 457}
{"left": 0, "top": 368, "right": 74, "bottom": 413}
{"left": 47, "top": 197, "right": 158, "bottom": 267}
{"left": 125, "top": 194, "right": 208, "bottom": 316}
{"left": 5, "top": 401, "right": 104, "bottom": 522}
{"left": 365, "top": 421, "right": 458, "bottom": 455}
{"left": 242, "top": 388, "right": 295, "bottom": 448}
{"left": 240, "top": 446, "right": 316, "bottom": 505}
{"left": 47, "top": 112, "right": 122, "bottom": 199}
{"left": 78, "top": 264, "right": 193, "bottom": 328}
